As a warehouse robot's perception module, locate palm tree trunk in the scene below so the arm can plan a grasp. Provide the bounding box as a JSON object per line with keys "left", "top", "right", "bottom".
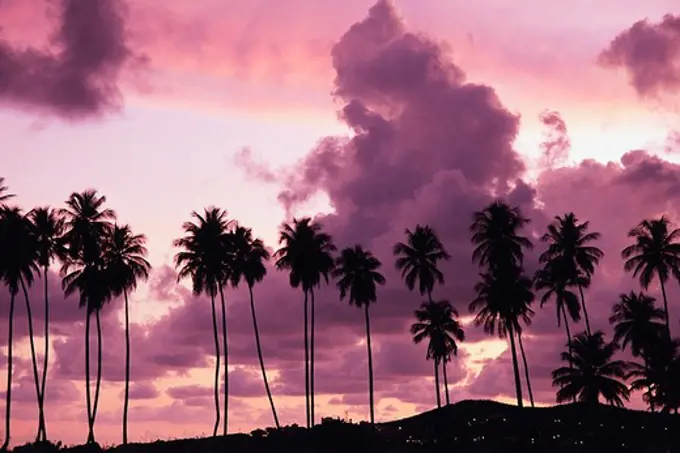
{"left": 91, "top": 310, "right": 103, "bottom": 442}
{"left": 123, "top": 290, "right": 131, "bottom": 444}
{"left": 427, "top": 289, "right": 433, "bottom": 304}
{"left": 248, "top": 285, "right": 279, "bottom": 428}
{"left": 85, "top": 310, "right": 94, "bottom": 444}
{"left": 364, "top": 304, "right": 375, "bottom": 424}
{"left": 660, "top": 279, "right": 671, "bottom": 338}
{"left": 39, "top": 266, "right": 50, "bottom": 442}
{"left": 209, "top": 292, "right": 221, "bottom": 437}
{"left": 517, "top": 332, "right": 535, "bottom": 408}
{"left": 20, "top": 278, "right": 46, "bottom": 442}
{"left": 433, "top": 358, "right": 441, "bottom": 408}
{"left": 507, "top": 325, "right": 524, "bottom": 408}
{"left": 310, "top": 288, "right": 316, "bottom": 426}
{"left": 577, "top": 284, "right": 592, "bottom": 336}
{"left": 218, "top": 285, "right": 229, "bottom": 436}
{"left": 442, "top": 358, "right": 450, "bottom": 406}
{"left": 1, "top": 293, "right": 16, "bottom": 451}
{"left": 303, "top": 290, "right": 310, "bottom": 429}
{"left": 561, "top": 305, "right": 573, "bottom": 368}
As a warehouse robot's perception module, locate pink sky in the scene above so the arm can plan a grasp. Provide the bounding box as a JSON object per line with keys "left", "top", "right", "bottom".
{"left": 2, "top": 0, "right": 680, "bottom": 447}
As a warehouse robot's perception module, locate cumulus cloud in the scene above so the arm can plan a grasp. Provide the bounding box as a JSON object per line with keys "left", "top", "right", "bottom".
{"left": 0, "top": 0, "right": 135, "bottom": 118}
{"left": 600, "top": 14, "right": 680, "bottom": 97}
{"left": 538, "top": 110, "right": 570, "bottom": 168}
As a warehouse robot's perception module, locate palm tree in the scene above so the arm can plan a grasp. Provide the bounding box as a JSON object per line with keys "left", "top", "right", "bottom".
{"left": 470, "top": 268, "right": 534, "bottom": 408}
{"left": 411, "top": 300, "right": 465, "bottom": 408}
{"left": 534, "top": 260, "right": 583, "bottom": 366}
{"left": 103, "top": 224, "right": 150, "bottom": 444}
{"left": 332, "top": 245, "right": 386, "bottom": 423}
{"left": 275, "top": 217, "right": 335, "bottom": 427}
{"left": 622, "top": 217, "right": 680, "bottom": 337}
{"left": 393, "top": 225, "right": 450, "bottom": 302}
{"left": 628, "top": 336, "right": 680, "bottom": 413}
{"left": 552, "top": 331, "right": 630, "bottom": 406}
{"left": 60, "top": 190, "right": 115, "bottom": 444}
{"left": 610, "top": 292, "right": 666, "bottom": 359}
{"left": 174, "top": 208, "right": 231, "bottom": 437}
{"left": 227, "top": 225, "right": 279, "bottom": 428}
{"left": 470, "top": 201, "right": 533, "bottom": 274}
{"left": 0, "top": 207, "right": 41, "bottom": 449}
{"left": 29, "top": 207, "right": 67, "bottom": 442}
{"left": 0, "top": 178, "right": 14, "bottom": 204}
{"left": 539, "top": 213, "right": 603, "bottom": 336}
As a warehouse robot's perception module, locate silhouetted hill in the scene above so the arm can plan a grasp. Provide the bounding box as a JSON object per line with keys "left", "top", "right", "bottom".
{"left": 12, "top": 400, "right": 680, "bottom": 453}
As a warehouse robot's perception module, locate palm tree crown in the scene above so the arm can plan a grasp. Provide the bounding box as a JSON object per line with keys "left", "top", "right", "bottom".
{"left": 61, "top": 190, "right": 116, "bottom": 266}
{"left": 274, "top": 217, "right": 336, "bottom": 290}
{"left": 552, "top": 331, "right": 630, "bottom": 406}
{"left": 393, "top": 224, "right": 449, "bottom": 298}
{"left": 609, "top": 291, "right": 666, "bottom": 358}
{"left": 30, "top": 207, "right": 67, "bottom": 269}
{"left": 470, "top": 201, "right": 533, "bottom": 273}
{"left": 540, "top": 213, "right": 603, "bottom": 280}
{"left": 622, "top": 217, "right": 680, "bottom": 288}
{"left": 0, "top": 207, "right": 39, "bottom": 295}
{"left": 411, "top": 300, "right": 465, "bottom": 359}
{"left": 174, "top": 207, "right": 232, "bottom": 296}
{"left": 534, "top": 260, "right": 582, "bottom": 328}
{"left": 228, "top": 225, "right": 269, "bottom": 288}
{"left": 333, "top": 245, "right": 386, "bottom": 307}
{"left": 0, "top": 177, "right": 14, "bottom": 204}
{"left": 104, "top": 224, "right": 151, "bottom": 296}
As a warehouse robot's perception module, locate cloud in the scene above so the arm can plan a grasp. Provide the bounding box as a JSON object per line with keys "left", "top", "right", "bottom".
{"left": 538, "top": 110, "right": 570, "bottom": 168}
{"left": 600, "top": 14, "right": 680, "bottom": 97}
{"left": 0, "top": 0, "right": 136, "bottom": 119}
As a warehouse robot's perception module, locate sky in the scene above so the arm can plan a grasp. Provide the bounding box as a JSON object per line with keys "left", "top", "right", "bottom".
{"left": 1, "top": 0, "right": 680, "bottom": 447}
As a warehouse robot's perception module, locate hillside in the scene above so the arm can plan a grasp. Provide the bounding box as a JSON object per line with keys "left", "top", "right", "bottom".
{"left": 11, "top": 400, "right": 680, "bottom": 453}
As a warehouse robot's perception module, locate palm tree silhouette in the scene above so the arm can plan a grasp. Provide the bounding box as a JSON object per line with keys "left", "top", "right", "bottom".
{"left": 332, "top": 245, "right": 386, "bottom": 424}
{"left": 174, "top": 208, "right": 231, "bottom": 437}
{"left": 470, "top": 201, "right": 533, "bottom": 274}
{"left": 0, "top": 178, "right": 14, "bottom": 204}
{"left": 227, "top": 225, "right": 280, "bottom": 428}
{"left": 534, "top": 260, "right": 583, "bottom": 367}
{"left": 393, "top": 225, "right": 450, "bottom": 303}
{"left": 275, "top": 217, "right": 335, "bottom": 427}
{"left": 539, "top": 213, "right": 603, "bottom": 336}
{"left": 411, "top": 300, "right": 465, "bottom": 408}
{"left": 0, "top": 206, "right": 40, "bottom": 450}
{"left": 622, "top": 217, "right": 680, "bottom": 337}
{"left": 552, "top": 331, "right": 629, "bottom": 406}
{"left": 60, "top": 190, "right": 116, "bottom": 444}
{"left": 610, "top": 292, "right": 666, "bottom": 359}
{"left": 103, "top": 224, "right": 150, "bottom": 444}
{"left": 628, "top": 336, "right": 680, "bottom": 413}
{"left": 471, "top": 268, "right": 534, "bottom": 408}
{"left": 29, "top": 207, "right": 67, "bottom": 442}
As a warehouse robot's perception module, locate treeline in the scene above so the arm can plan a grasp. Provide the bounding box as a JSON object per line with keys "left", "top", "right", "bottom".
{"left": 1, "top": 178, "right": 679, "bottom": 449}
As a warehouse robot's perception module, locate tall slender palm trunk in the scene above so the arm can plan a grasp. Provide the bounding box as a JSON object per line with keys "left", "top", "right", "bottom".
{"left": 310, "top": 288, "right": 316, "bottom": 426}
{"left": 561, "top": 305, "right": 573, "bottom": 368}
{"left": 91, "top": 310, "right": 103, "bottom": 439}
{"left": 122, "top": 290, "right": 131, "bottom": 444}
{"left": 517, "top": 332, "right": 534, "bottom": 408}
{"left": 507, "top": 326, "right": 524, "bottom": 408}
{"left": 20, "top": 279, "right": 46, "bottom": 441}
{"left": 85, "top": 311, "right": 94, "bottom": 444}
{"left": 433, "top": 358, "right": 441, "bottom": 408}
{"left": 209, "top": 292, "right": 221, "bottom": 437}
{"left": 1, "top": 293, "right": 16, "bottom": 451}
{"left": 660, "top": 279, "right": 671, "bottom": 339}
{"left": 302, "top": 290, "right": 310, "bottom": 428}
{"left": 577, "top": 285, "right": 592, "bottom": 336}
{"left": 364, "top": 305, "right": 375, "bottom": 424}
{"left": 248, "top": 285, "right": 279, "bottom": 428}
{"left": 39, "top": 267, "right": 50, "bottom": 442}
{"left": 442, "top": 358, "right": 450, "bottom": 406}
{"left": 218, "top": 286, "right": 229, "bottom": 436}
